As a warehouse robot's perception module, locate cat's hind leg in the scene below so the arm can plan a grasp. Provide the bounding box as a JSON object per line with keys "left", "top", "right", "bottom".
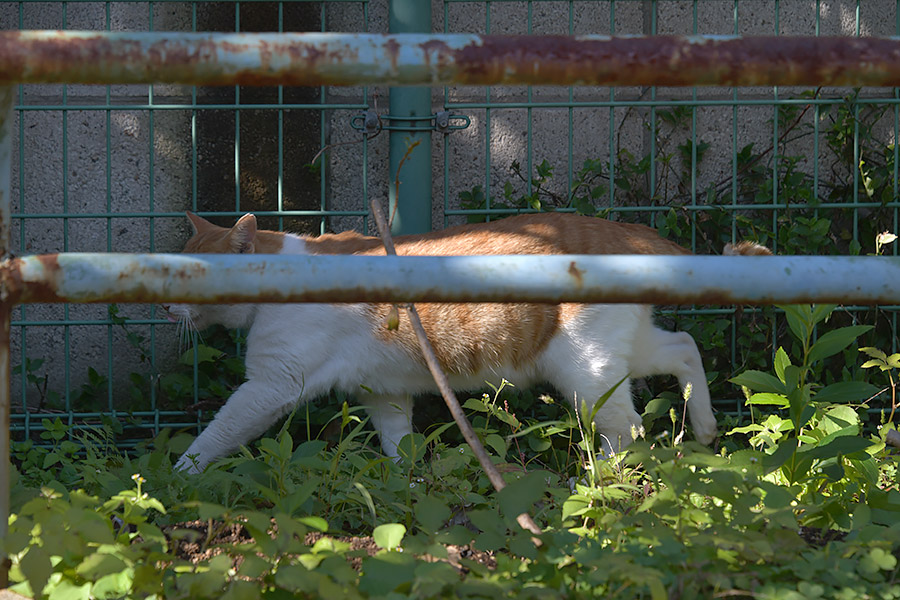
{"left": 540, "top": 306, "right": 645, "bottom": 455}
{"left": 628, "top": 323, "right": 717, "bottom": 444}
{"left": 359, "top": 393, "right": 414, "bottom": 458}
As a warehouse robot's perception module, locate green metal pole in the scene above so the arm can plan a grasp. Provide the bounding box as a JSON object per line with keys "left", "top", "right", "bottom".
{"left": 388, "top": 0, "right": 432, "bottom": 235}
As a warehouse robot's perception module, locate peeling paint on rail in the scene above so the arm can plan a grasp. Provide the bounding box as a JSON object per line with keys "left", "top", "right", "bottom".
{"left": 2, "top": 32, "right": 900, "bottom": 87}
{"left": 1, "top": 253, "right": 899, "bottom": 306}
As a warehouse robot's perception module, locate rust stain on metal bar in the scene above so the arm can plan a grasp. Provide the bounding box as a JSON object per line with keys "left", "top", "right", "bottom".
{"left": 451, "top": 35, "right": 900, "bottom": 87}
{"left": 0, "top": 253, "right": 897, "bottom": 306}
{"left": 2, "top": 32, "right": 900, "bottom": 87}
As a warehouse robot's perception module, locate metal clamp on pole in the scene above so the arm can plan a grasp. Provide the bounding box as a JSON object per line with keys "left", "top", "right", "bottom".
{"left": 350, "top": 109, "right": 470, "bottom": 134}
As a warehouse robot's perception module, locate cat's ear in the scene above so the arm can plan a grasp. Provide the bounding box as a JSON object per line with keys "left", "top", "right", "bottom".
{"left": 230, "top": 213, "right": 257, "bottom": 254}
{"left": 186, "top": 211, "right": 217, "bottom": 235}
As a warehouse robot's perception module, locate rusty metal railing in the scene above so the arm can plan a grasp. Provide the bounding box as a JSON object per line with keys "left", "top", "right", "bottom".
{"left": 4, "top": 32, "right": 900, "bottom": 87}
{"left": 4, "top": 252, "right": 900, "bottom": 306}
{"left": 4, "top": 32, "right": 900, "bottom": 584}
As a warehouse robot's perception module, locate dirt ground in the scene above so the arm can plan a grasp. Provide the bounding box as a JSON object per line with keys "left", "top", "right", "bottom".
{"left": 163, "top": 519, "right": 498, "bottom": 572}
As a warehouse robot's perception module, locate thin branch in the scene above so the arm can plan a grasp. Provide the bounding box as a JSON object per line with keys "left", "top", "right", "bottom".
{"left": 391, "top": 139, "right": 422, "bottom": 228}
{"left": 369, "top": 176, "right": 543, "bottom": 541}
{"left": 711, "top": 87, "right": 822, "bottom": 195}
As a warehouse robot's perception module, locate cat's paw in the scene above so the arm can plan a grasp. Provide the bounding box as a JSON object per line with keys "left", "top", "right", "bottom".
{"left": 692, "top": 418, "right": 718, "bottom": 445}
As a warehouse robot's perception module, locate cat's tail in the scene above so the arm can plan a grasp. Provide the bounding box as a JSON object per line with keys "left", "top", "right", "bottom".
{"left": 723, "top": 241, "right": 773, "bottom": 256}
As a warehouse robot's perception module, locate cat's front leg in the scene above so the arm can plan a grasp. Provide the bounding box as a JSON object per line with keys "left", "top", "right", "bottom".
{"left": 175, "top": 377, "right": 304, "bottom": 473}
{"left": 358, "top": 394, "right": 414, "bottom": 458}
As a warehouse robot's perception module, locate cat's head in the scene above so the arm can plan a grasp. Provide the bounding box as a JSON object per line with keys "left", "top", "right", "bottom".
{"left": 163, "top": 212, "right": 266, "bottom": 332}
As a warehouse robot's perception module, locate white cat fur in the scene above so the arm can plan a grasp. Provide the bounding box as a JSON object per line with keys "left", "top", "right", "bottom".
{"left": 166, "top": 213, "right": 734, "bottom": 472}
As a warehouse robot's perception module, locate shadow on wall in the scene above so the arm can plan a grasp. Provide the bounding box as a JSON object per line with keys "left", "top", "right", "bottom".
{"left": 194, "top": 2, "right": 324, "bottom": 235}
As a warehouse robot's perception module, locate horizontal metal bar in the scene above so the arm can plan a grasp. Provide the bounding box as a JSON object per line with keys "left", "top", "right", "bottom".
{"left": 13, "top": 96, "right": 900, "bottom": 112}
{"left": 9, "top": 210, "right": 369, "bottom": 219}
{"left": 4, "top": 253, "right": 900, "bottom": 306}
{"left": 4, "top": 32, "right": 900, "bottom": 87}
{"left": 16, "top": 103, "right": 371, "bottom": 111}
{"left": 444, "top": 96, "right": 900, "bottom": 110}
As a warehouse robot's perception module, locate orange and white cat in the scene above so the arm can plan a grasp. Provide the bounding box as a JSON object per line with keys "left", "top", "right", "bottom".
{"left": 166, "top": 212, "right": 767, "bottom": 473}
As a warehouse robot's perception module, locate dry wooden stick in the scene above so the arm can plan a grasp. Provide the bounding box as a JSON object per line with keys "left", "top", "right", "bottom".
{"left": 368, "top": 196, "right": 543, "bottom": 541}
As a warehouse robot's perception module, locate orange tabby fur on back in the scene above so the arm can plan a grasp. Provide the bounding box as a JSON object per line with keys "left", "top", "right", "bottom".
{"left": 166, "top": 212, "right": 767, "bottom": 472}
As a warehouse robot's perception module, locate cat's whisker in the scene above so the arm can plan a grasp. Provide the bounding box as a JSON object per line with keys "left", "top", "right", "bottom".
{"left": 174, "top": 314, "right": 197, "bottom": 355}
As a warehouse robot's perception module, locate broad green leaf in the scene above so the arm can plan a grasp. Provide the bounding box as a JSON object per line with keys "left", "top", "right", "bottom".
{"left": 787, "top": 386, "right": 812, "bottom": 429}
{"left": 494, "top": 409, "right": 521, "bottom": 429}
{"left": 462, "top": 397, "right": 490, "bottom": 412}
{"left": 780, "top": 304, "right": 811, "bottom": 343}
{"left": 870, "top": 548, "right": 897, "bottom": 570}
{"left": 497, "top": 472, "right": 547, "bottom": 519}
{"left": 468, "top": 509, "right": 506, "bottom": 537}
{"left": 485, "top": 433, "right": 507, "bottom": 457}
{"left": 859, "top": 547, "right": 898, "bottom": 576}
{"left": 728, "top": 423, "right": 766, "bottom": 435}
{"left": 852, "top": 503, "right": 872, "bottom": 530}
{"left": 648, "top": 577, "right": 667, "bottom": 600}
{"left": 76, "top": 553, "right": 128, "bottom": 579}
{"left": 642, "top": 396, "right": 671, "bottom": 421}
{"left": 237, "top": 554, "right": 270, "bottom": 579}
{"left": 415, "top": 495, "right": 451, "bottom": 532}
{"left": 274, "top": 564, "right": 317, "bottom": 594}
{"left": 762, "top": 440, "right": 797, "bottom": 473}
{"left": 297, "top": 516, "right": 328, "bottom": 532}
{"left": 796, "top": 404, "right": 816, "bottom": 431}
{"left": 814, "top": 381, "right": 879, "bottom": 405}
{"left": 747, "top": 393, "right": 789, "bottom": 407}
{"left": 373, "top": 523, "right": 407, "bottom": 550}
{"left": 47, "top": 579, "right": 92, "bottom": 600}
{"left": 808, "top": 325, "right": 873, "bottom": 364}
{"left": 783, "top": 365, "right": 803, "bottom": 393}
{"left": 562, "top": 496, "right": 590, "bottom": 520}
{"left": 220, "top": 581, "right": 265, "bottom": 600}
{"left": 90, "top": 569, "right": 134, "bottom": 599}
{"left": 18, "top": 546, "right": 52, "bottom": 598}
{"left": 859, "top": 346, "right": 888, "bottom": 361}
{"left": 820, "top": 405, "right": 862, "bottom": 435}
{"left": 810, "top": 303, "right": 837, "bottom": 326}
{"left": 730, "top": 370, "right": 786, "bottom": 394}
{"left": 178, "top": 345, "right": 224, "bottom": 366}
{"left": 285, "top": 478, "right": 320, "bottom": 516}
{"left": 397, "top": 433, "right": 427, "bottom": 464}
{"left": 774, "top": 347, "right": 791, "bottom": 383}
{"left": 861, "top": 359, "right": 887, "bottom": 369}
{"left": 358, "top": 552, "right": 417, "bottom": 596}
{"left": 803, "top": 435, "right": 872, "bottom": 460}
{"left": 278, "top": 430, "right": 294, "bottom": 460}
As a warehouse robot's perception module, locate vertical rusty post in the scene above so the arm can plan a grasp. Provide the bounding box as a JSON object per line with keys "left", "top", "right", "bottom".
{"left": 0, "top": 84, "right": 14, "bottom": 587}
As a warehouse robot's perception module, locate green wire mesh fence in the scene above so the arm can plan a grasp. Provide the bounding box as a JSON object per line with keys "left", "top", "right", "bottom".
{"left": 4, "top": 0, "right": 900, "bottom": 447}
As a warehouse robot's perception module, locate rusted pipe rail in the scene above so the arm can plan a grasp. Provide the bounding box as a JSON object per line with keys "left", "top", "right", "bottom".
{"left": 3, "top": 252, "right": 900, "bottom": 306}
{"left": 3, "top": 32, "right": 900, "bottom": 87}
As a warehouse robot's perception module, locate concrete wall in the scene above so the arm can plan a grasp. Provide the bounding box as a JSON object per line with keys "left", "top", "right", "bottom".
{"left": 2, "top": 0, "right": 893, "bottom": 415}
{"left": 328, "top": 1, "right": 896, "bottom": 236}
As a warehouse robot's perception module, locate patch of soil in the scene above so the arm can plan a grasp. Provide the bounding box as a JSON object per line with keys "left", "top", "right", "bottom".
{"left": 797, "top": 526, "right": 848, "bottom": 547}
{"left": 161, "top": 520, "right": 496, "bottom": 573}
